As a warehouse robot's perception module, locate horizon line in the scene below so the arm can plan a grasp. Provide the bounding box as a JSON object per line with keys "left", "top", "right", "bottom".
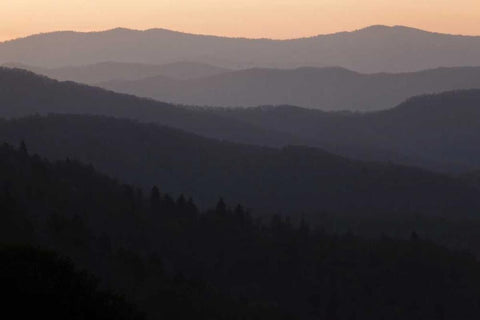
{"left": 2, "top": 24, "right": 480, "bottom": 44}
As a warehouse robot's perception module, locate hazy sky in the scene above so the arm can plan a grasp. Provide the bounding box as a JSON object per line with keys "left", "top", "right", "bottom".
{"left": 2, "top": 0, "right": 480, "bottom": 41}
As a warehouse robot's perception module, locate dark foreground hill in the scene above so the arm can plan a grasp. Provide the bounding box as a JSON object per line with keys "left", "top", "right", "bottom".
{"left": 0, "top": 143, "right": 286, "bottom": 320}
{"left": 4, "top": 142, "right": 480, "bottom": 319}
{"left": 1, "top": 114, "right": 479, "bottom": 217}
{"left": 2, "top": 25, "right": 480, "bottom": 72}
{"left": 0, "top": 246, "right": 145, "bottom": 320}
{"left": 100, "top": 66, "right": 480, "bottom": 111}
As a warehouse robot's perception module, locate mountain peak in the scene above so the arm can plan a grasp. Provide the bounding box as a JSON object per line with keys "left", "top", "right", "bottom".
{"left": 102, "top": 27, "right": 139, "bottom": 34}
{"left": 359, "top": 25, "right": 391, "bottom": 31}
{"left": 355, "top": 25, "right": 428, "bottom": 34}
{"left": 107, "top": 27, "right": 133, "bottom": 32}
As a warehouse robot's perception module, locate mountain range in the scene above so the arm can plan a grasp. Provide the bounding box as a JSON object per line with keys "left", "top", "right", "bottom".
{"left": 99, "top": 66, "right": 480, "bottom": 111}
{"left": 0, "top": 67, "right": 298, "bottom": 146}
{"left": 2, "top": 113, "right": 479, "bottom": 217}
{"left": 1, "top": 68, "right": 480, "bottom": 172}
{"left": 4, "top": 21, "right": 480, "bottom": 320}
{"left": 1, "top": 68, "right": 480, "bottom": 215}
{"left": 2, "top": 25, "right": 480, "bottom": 72}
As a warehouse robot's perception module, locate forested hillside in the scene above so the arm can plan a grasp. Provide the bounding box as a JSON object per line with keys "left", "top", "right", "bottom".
{"left": 1, "top": 114, "right": 479, "bottom": 216}
{"left": 3, "top": 142, "right": 480, "bottom": 319}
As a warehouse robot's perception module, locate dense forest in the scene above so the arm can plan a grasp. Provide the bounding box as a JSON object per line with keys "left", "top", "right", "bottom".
{"left": 3, "top": 142, "right": 480, "bottom": 319}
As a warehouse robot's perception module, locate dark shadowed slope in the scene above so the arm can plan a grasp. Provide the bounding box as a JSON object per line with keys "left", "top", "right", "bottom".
{"left": 208, "top": 90, "right": 480, "bottom": 171}
{"left": 2, "top": 25, "right": 480, "bottom": 72}
{"left": 2, "top": 61, "right": 230, "bottom": 84}
{"left": 101, "top": 66, "right": 480, "bottom": 111}
{"left": 1, "top": 114, "right": 479, "bottom": 216}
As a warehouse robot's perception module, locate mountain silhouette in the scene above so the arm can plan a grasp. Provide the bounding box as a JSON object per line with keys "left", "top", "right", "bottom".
{"left": 210, "top": 90, "right": 480, "bottom": 171}
{"left": 2, "top": 68, "right": 480, "bottom": 171}
{"left": 0, "top": 67, "right": 299, "bottom": 146}
{"left": 1, "top": 114, "right": 479, "bottom": 216}
{"left": 2, "top": 61, "right": 230, "bottom": 84}
{"left": 99, "top": 66, "right": 480, "bottom": 111}
{"left": 2, "top": 25, "right": 480, "bottom": 72}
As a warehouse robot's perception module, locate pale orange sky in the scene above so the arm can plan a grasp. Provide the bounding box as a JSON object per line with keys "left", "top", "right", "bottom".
{"left": 2, "top": 0, "right": 480, "bottom": 42}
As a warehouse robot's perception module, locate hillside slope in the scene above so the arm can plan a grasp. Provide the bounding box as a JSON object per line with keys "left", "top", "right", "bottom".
{"left": 1, "top": 114, "right": 479, "bottom": 216}
{"left": 0, "top": 67, "right": 298, "bottom": 146}
{"left": 211, "top": 90, "right": 480, "bottom": 171}
{"left": 4, "top": 143, "right": 480, "bottom": 319}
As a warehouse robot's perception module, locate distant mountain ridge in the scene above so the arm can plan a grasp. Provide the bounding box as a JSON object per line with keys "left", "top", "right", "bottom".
{"left": 2, "top": 61, "right": 230, "bottom": 84}
{"left": 2, "top": 25, "right": 480, "bottom": 72}
{"left": 99, "top": 66, "right": 480, "bottom": 111}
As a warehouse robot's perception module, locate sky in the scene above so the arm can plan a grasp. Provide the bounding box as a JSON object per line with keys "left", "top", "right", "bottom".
{"left": 2, "top": 0, "right": 480, "bottom": 42}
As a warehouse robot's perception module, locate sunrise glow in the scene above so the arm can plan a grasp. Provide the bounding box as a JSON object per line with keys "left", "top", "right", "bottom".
{"left": 2, "top": 0, "right": 480, "bottom": 41}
